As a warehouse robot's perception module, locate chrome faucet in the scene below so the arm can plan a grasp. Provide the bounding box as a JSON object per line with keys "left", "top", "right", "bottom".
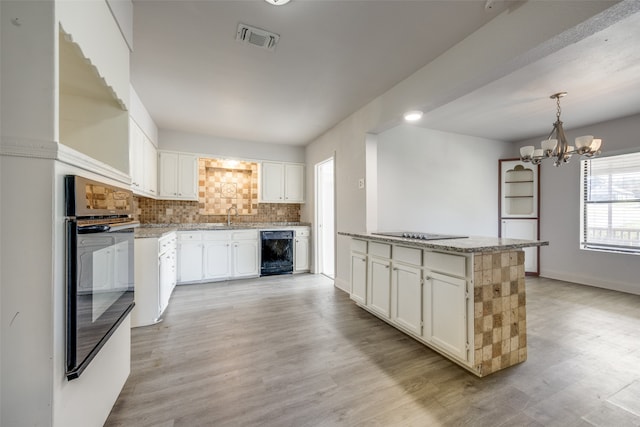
{"left": 227, "top": 206, "right": 238, "bottom": 226}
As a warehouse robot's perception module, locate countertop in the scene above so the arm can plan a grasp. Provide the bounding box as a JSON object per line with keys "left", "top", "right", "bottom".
{"left": 135, "top": 222, "right": 311, "bottom": 239}
{"left": 338, "top": 231, "right": 548, "bottom": 253}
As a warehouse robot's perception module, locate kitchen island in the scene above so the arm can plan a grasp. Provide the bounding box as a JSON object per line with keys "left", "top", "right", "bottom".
{"left": 339, "top": 231, "right": 548, "bottom": 377}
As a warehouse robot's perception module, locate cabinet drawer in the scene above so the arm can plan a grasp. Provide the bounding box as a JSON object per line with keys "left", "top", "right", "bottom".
{"left": 369, "top": 242, "right": 391, "bottom": 259}
{"left": 203, "top": 231, "right": 232, "bottom": 241}
{"left": 232, "top": 230, "right": 258, "bottom": 240}
{"left": 178, "top": 232, "right": 202, "bottom": 241}
{"left": 394, "top": 246, "right": 422, "bottom": 266}
{"left": 295, "top": 228, "right": 310, "bottom": 237}
{"left": 351, "top": 239, "right": 367, "bottom": 253}
{"left": 424, "top": 251, "right": 466, "bottom": 277}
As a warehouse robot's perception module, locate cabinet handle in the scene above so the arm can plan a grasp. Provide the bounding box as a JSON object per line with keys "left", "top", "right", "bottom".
{"left": 425, "top": 276, "right": 432, "bottom": 280}
{"left": 393, "top": 267, "right": 398, "bottom": 271}
{"left": 385, "top": 265, "right": 390, "bottom": 269}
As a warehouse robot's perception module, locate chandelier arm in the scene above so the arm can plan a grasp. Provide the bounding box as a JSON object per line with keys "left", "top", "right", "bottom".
{"left": 519, "top": 92, "right": 601, "bottom": 166}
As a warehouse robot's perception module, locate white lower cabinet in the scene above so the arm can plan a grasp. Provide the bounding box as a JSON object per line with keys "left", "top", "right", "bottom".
{"left": 231, "top": 232, "right": 259, "bottom": 278}
{"left": 350, "top": 239, "right": 472, "bottom": 365}
{"left": 293, "top": 227, "right": 311, "bottom": 272}
{"left": 350, "top": 252, "right": 367, "bottom": 305}
{"left": 392, "top": 263, "right": 422, "bottom": 336}
{"left": 132, "top": 232, "right": 177, "bottom": 327}
{"left": 178, "top": 230, "right": 259, "bottom": 284}
{"left": 423, "top": 271, "right": 467, "bottom": 360}
{"left": 178, "top": 233, "right": 204, "bottom": 283}
{"left": 367, "top": 256, "right": 392, "bottom": 318}
{"left": 204, "top": 233, "right": 231, "bottom": 281}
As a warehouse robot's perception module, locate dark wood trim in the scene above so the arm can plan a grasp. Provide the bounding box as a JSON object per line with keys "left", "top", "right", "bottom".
{"left": 498, "top": 158, "right": 541, "bottom": 276}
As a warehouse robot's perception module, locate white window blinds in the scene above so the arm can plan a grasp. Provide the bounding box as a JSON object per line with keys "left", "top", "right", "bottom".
{"left": 581, "top": 151, "right": 640, "bottom": 253}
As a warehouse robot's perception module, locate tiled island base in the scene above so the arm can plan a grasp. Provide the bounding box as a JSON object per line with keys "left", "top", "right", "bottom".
{"left": 472, "top": 250, "right": 526, "bottom": 376}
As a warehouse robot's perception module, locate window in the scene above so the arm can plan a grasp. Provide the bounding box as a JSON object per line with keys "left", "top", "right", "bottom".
{"left": 581, "top": 151, "right": 640, "bottom": 254}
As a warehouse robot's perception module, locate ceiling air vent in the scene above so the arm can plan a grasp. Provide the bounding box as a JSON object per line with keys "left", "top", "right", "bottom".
{"left": 236, "top": 23, "right": 280, "bottom": 51}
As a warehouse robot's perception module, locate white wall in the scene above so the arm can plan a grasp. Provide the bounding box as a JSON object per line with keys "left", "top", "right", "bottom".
{"left": 1, "top": 1, "right": 133, "bottom": 425}
{"left": 377, "top": 125, "right": 512, "bottom": 236}
{"left": 130, "top": 85, "right": 158, "bottom": 145}
{"left": 303, "top": 1, "right": 612, "bottom": 293}
{"left": 160, "top": 129, "right": 304, "bottom": 163}
{"left": 304, "top": 108, "right": 372, "bottom": 291}
{"left": 57, "top": 0, "right": 130, "bottom": 110}
{"left": 515, "top": 113, "right": 640, "bottom": 295}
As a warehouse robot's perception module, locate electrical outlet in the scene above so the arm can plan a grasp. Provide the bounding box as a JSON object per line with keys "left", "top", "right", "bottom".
{"left": 358, "top": 178, "right": 365, "bottom": 189}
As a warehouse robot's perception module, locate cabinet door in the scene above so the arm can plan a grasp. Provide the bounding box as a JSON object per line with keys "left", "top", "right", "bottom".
{"left": 178, "top": 242, "right": 203, "bottom": 283}
{"left": 350, "top": 252, "right": 367, "bottom": 305}
{"left": 159, "top": 252, "right": 172, "bottom": 314}
{"left": 501, "top": 219, "right": 538, "bottom": 273}
{"left": 284, "top": 163, "right": 304, "bottom": 203}
{"left": 204, "top": 240, "right": 231, "bottom": 280}
{"left": 129, "top": 119, "right": 144, "bottom": 192}
{"left": 424, "top": 271, "right": 467, "bottom": 360}
{"left": 178, "top": 154, "right": 198, "bottom": 200}
{"left": 232, "top": 240, "right": 259, "bottom": 277}
{"left": 392, "top": 263, "right": 422, "bottom": 335}
{"left": 368, "top": 256, "right": 391, "bottom": 318}
{"left": 261, "top": 162, "right": 284, "bottom": 202}
{"left": 143, "top": 137, "right": 157, "bottom": 196}
{"left": 294, "top": 236, "right": 310, "bottom": 271}
{"left": 159, "top": 152, "right": 179, "bottom": 198}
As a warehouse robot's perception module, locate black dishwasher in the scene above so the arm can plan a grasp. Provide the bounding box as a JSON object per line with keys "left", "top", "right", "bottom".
{"left": 260, "top": 230, "right": 294, "bottom": 276}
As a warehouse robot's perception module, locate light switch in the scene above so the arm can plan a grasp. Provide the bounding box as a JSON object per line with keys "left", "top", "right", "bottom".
{"left": 358, "top": 178, "right": 365, "bottom": 189}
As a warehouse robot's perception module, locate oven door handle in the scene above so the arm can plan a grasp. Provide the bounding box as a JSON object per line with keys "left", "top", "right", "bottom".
{"left": 77, "top": 224, "right": 111, "bottom": 234}
{"left": 77, "top": 221, "right": 139, "bottom": 234}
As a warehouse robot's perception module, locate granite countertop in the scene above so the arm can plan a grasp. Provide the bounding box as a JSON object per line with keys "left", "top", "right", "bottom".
{"left": 135, "top": 222, "right": 311, "bottom": 239}
{"left": 338, "top": 231, "right": 549, "bottom": 253}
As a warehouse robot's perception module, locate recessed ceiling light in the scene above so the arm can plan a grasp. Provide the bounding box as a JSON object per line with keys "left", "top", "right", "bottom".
{"left": 264, "top": 0, "right": 291, "bottom": 5}
{"left": 403, "top": 110, "right": 423, "bottom": 122}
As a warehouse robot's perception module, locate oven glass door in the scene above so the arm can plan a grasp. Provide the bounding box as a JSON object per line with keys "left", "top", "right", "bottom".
{"left": 66, "top": 221, "right": 135, "bottom": 379}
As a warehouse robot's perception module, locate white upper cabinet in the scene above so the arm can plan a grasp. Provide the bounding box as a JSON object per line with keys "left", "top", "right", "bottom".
{"left": 284, "top": 163, "right": 305, "bottom": 203}
{"left": 143, "top": 137, "right": 157, "bottom": 196}
{"left": 261, "top": 162, "right": 305, "bottom": 203}
{"left": 158, "top": 151, "right": 198, "bottom": 200}
{"left": 129, "top": 118, "right": 157, "bottom": 198}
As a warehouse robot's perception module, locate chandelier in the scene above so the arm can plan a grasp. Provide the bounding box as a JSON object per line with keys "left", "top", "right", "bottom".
{"left": 520, "top": 92, "right": 602, "bottom": 166}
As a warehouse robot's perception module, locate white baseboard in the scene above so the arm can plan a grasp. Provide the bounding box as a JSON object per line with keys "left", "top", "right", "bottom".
{"left": 541, "top": 269, "right": 640, "bottom": 296}
{"left": 334, "top": 277, "right": 350, "bottom": 294}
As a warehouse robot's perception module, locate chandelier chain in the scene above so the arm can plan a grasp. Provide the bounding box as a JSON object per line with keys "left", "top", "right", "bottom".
{"left": 556, "top": 96, "right": 562, "bottom": 121}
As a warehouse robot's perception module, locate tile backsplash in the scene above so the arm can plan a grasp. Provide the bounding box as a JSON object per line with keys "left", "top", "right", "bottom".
{"left": 198, "top": 158, "right": 259, "bottom": 216}
{"left": 134, "top": 196, "right": 301, "bottom": 224}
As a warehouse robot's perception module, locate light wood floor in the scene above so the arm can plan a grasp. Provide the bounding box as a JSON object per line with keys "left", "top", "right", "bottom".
{"left": 105, "top": 274, "right": 640, "bottom": 427}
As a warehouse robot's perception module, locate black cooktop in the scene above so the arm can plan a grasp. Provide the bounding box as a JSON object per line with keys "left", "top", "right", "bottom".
{"left": 373, "top": 232, "right": 467, "bottom": 241}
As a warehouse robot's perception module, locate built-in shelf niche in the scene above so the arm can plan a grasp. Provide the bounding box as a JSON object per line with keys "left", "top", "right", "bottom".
{"left": 499, "top": 159, "right": 540, "bottom": 275}
{"left": 503, "top": 164, "right": 535, "bottom": 216}
{"left": 198, "top": 158, "right": 259, "bottom": 216}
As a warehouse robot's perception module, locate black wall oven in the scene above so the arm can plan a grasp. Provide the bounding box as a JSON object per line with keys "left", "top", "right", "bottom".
{"left": 65, "top": 175, "right": 138, "bottom": 380}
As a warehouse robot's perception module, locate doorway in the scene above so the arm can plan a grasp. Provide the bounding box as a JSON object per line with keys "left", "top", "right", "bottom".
{"left": 315, "top": 157, "right": 335, "bottom": 278}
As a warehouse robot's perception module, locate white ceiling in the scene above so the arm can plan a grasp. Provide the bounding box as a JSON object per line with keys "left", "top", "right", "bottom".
{"left": 418, "top": 6, "right": 640, "bottom": 142}
{"left": 130, "top": 0, "right": 640, "bottom": 147}
{"left": 130, "top": 0, "right": 511, "bottom": 146}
